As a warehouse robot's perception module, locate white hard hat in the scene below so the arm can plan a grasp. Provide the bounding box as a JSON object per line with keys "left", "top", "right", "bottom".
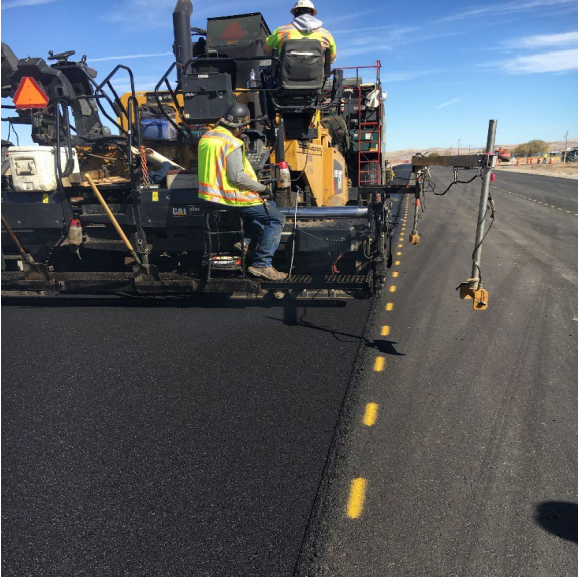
{"left": 291, "top": 0, "right": 317, "bottom": 15}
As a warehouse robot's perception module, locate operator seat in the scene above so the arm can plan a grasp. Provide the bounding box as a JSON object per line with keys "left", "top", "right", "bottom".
{"left": 279, "top": 38, "right": 326, "bottom": 96}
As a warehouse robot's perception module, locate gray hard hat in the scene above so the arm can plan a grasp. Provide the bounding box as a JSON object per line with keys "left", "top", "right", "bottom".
{"left": 219, "top": 102, "right": 251, "bottom": 128}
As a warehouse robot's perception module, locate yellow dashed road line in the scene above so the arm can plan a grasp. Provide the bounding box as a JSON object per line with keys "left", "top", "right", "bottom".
{"left": 385, "top": 302, "right": 394, "bottom": 311}
{"left": 346, "top": 478, "right": 367, "bottom": 519}
{"left": 363, "top": 403, "right": 379, "bottom": 427}
{"left": 374, "top": 357, "right": 385, "bottom": 371}
{"left": 492, "top": 186, "right": 576, "bottom": 215}
{"left": 389, "top": 285, "right": 396, "bottom": 292}
{"left": 381, "top": 325, "right": 390, "bottom": 336}
{"left": 392, "top": 271, "right": 399, "bottom": 278}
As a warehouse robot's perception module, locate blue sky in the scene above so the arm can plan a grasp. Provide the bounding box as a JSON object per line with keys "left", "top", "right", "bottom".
{"left": 1, "top": 0, "right": 578, "bottom": 150}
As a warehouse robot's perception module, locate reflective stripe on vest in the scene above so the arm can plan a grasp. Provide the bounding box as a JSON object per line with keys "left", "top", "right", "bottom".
{"left": 268, "top": 25, "right": 336, "bottom": 62}
{"left": 198, "top": 125, "right": 263, "bottom": 207}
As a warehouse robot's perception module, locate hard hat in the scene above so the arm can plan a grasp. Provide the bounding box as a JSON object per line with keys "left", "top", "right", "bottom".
{"left": 291, "top": 0, "right": 317, "bottom": 15}
{"left": 219, "top": 102, "right": 251, "bottom": 128}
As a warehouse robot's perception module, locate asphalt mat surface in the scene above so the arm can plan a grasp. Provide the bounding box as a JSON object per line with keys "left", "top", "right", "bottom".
{"left": 298, "top": 167, "right": 578, "bottom": 576}
{"left": 2, "top": 167, "right": 577, "bottom": 576}
{"left": 2, "top": 292, "right": 374, "bottom": 576}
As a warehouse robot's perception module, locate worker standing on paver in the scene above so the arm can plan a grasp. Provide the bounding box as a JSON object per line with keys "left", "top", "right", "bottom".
{"left": 265, "top": 0, "right": 337, "bottom": 64}
{"left": 198, "top": 102, "right": 286, "bottom": 281}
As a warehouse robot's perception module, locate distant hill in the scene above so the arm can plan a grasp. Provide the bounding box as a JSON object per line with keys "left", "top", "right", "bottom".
{"left": 385, "top": 138, "right": 578, "bottom": 161}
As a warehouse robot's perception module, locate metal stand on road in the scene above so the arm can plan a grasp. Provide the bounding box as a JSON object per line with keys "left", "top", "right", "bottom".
{"left": 409, "top": 175, "right": 422, "bottom": 245}
{"left": 456, "top": 119, "right": 497, "bottom": 310}
{"left": 409, "top": 119, "right": 499, "bottom": 311}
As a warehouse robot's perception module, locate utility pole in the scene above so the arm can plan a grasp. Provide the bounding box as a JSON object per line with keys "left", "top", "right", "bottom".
{"left": 563, "top": 131, "right": 569, "bottom": 163}
{"left": 458, "top": 139, "right": 461, "bottom": 155}
{"left": 468, "top": 144, "right": 471, "bottom": 155}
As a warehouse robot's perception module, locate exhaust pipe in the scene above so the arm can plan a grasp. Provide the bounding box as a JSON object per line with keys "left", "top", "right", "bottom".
{"left": 173, "top": 0, "right": 193, "bottom": 82}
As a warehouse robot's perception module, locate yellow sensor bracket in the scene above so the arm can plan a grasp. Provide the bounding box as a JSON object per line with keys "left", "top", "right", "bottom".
{"left": 458, "top": 283, "right": 489, "bottom": 311}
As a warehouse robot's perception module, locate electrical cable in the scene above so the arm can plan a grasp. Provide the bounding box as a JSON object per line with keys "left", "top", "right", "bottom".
{"left": 291, "top": 145, "right": 311, "bottom": 183}
{"left": 471, "top": 193, "right": 495, "bottom": 287}
{"left": 433, "top": 168, "right": 478, "bottom": 196}
{"left": 288, "top": 186, "right": 300, "bottom": 277}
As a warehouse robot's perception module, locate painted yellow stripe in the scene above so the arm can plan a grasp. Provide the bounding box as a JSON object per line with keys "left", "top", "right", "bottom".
{"left": 363, "top": 403, "right": 379, "bottom": 426}
{"left": 386, "top": 302, "right": 394, "bottom": 311}
{"left": 381, "top": 325, "right": 390, "bottom": 336}
{"left": 347, "top": 478, "right": 367, "bottom": 519}
{"left": 389, "top": 285, "right": 396, "bottom": 292}
{"left": 396, "top": 251, "right": 402, "bottom": 256}
{"left": 374, "top": 356, "right": 385, "bottom": 371}
{"left": 398, "top": 243, "right": 403, "bottom": 248}
{"left": 395, "top": 260, "right": 401, "bottom": 265}
{"left": 392, "top": 271, "right": 399, "bottom": 278}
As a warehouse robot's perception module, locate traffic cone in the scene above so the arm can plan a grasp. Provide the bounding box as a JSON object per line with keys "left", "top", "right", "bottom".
{"left": 516, "top": 158, "right": 521, "bottom": 166}
{"left": 549, "top": 157, "right": 553, "bottom": 165}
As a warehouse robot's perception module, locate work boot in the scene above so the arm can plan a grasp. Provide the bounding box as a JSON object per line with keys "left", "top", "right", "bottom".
{"left": 233, "top": 241, "right": 256, "bottom": 260}
{"left": 248, "top": 265, "right": 287, "bottom": 281}
{"left": 232, "top": 241, "right": 249, "bottom": 254}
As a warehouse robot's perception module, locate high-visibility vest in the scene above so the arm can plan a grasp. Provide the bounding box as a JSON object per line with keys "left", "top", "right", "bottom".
{"left": 198, "top": 125, "right": 263, "bottom": 207}
{"left": 266, "top": 24, "right": 337, "bottom": 63}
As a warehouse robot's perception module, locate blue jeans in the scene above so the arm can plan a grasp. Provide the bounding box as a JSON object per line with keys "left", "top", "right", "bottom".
{"left": 240, "top": 201, "right": 285, "bottom": 268}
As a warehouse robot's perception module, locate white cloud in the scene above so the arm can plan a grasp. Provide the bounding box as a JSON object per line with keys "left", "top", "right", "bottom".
{"left": 334, "top": 24, "right": 416, "bottom": 36}
{"left": 503, "top": 48, "right": 578, "bottom": 73}
{"left": 435, "top": 0, "right": 575, "bottom": 23}
{"left": 339, "top": 45, "right": 394, "bottom": 58}
{"left": 385, "top": 70, "right": 439, "bottom": 82}
{"left": 1, "top": 0, "right": 59, "bottom": 9}
{"left": 337, "top": 28, "right": 464, "bottom": 59}
{"left": 89, "top": 52, "right": 173, "bottom": 63}
{"left": 110, "top": 74, "right": 174, "bottom": 93}
{"left": 103, "top": 0, "right": 284, "bottom": 28}
{"left": 503, "top": 31, "right": 578, "bottom": 48}
{"left": 324, "top": 8, "right": 386, "bottom": 26}
{"left": 438, "top": 97, "right": 460, "bottom": 108}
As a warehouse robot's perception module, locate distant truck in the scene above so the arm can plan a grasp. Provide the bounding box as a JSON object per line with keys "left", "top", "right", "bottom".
{"left": 495, "top": 148, "right": 512, "bottom": 162}
{"left": 562, "top": 147, "right": 578, "bottom": 162}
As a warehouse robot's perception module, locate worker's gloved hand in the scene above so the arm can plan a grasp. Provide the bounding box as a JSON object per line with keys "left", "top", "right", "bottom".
{"left": 260, "top": 187, "right": 273, "bottom": 200}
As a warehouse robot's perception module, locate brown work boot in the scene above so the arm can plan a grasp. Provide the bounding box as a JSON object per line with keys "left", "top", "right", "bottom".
{"left": 232, "top": 241, "right": 249, "bottom": 255}
{"left": 233, "top": 241, "right": 256, "bottom": 260}
{"left": 248, "top": 265, "right": 287, "bottom": 281}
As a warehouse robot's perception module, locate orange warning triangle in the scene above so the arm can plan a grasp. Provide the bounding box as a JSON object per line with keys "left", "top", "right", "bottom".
{"left": 13, "top": 77, "right": 49, "bottom": 109}
{"left": 221, "top": 22, "right": 246, "bottom": 42}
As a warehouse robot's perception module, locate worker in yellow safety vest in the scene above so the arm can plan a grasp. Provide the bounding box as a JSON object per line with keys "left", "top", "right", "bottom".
{"left": 265, "top": 0, "right": 337, "bottom": 64}
{"left": 198, "top": 102, "right": 287, "bottom": 281}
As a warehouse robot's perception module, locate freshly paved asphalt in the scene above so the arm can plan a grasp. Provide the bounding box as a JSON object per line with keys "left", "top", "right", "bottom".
{"left": 3, "top": 167, "right": 577, "bottom": 576}
{"left": 2, "top": 295, "right": 372, "bottom": 576}
{"left": 298, "top": 166, "right": 578, "bottom": 576}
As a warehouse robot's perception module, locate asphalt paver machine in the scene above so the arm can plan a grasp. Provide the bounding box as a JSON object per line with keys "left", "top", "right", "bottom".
{"left": 1, "top": 0, "right": 495, "bottom": 307}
